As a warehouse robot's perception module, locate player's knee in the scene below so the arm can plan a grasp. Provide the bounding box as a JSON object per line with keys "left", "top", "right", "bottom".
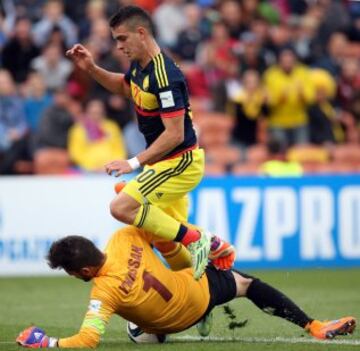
{"left": 110, "top": 198, "right": 132, "bottom": 223}
{"left": 232, "top": 272, "right": 253, "bottom": 297}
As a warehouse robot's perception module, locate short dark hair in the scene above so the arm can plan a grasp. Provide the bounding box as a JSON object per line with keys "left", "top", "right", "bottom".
{"left": 47, "top": 236, "right": 103, "bottom": 272}
{"left": 109, "top": 6, "right": 155, "bottom": 36}
{"left": 267, "top": 138, "right": 287, "bottom": 155}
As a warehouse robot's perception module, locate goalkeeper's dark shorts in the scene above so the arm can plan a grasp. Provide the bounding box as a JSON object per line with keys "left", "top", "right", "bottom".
{"left": 203, "top": 265, "right": 236, "bottom": 315}
{"left": 190, "top": 265, "right": 237, "bottom": 327}
{"left": 191, "top": 265, "right": 255, "bottom": 327}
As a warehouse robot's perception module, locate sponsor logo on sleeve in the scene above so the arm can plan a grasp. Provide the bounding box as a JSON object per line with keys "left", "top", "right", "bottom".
{"left": 159, "top": 91, "right": 175, "bottom": 108}
{"left": 88, "top": 299, "right": 102, "bottom": 313}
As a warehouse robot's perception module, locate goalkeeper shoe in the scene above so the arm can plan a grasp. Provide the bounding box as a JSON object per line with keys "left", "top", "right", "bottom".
{"left": 196, "top": 312, "right": 213, "bottom": 337}
{"left": 306, "top": 317, "right": 356, "bottom": 339}
{"left": 187, "top": 231, "right": 211, "bottom": 280}
{"left": 209, "top": 236, "right": 236, "bottom": 270}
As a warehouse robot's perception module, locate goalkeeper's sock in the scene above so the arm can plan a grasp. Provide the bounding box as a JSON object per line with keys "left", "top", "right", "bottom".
{"left": 159, "top": 242, "right": 192, "bottom": 270}
{"left": 133, "top": 203, "right": 199, "bottom": 244}
{"left": 246, "top": 279, "right": 313, "bottom": 328}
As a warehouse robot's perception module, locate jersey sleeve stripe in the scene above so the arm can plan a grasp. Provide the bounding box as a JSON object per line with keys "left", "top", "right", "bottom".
{"left": 156, "top": 54, "right": 166, "bottom": 88}
{"left": 161, "top": 109, "right": 185, "bottom": 118}
{"left": 154, "top": 56, "right": 165, "bottom": 88}
{"left": 159, "top": 54, "right": 169, "bottom": 87}
{"left": 161, "top": 243, "right": 183, "bottom": 258}
{"left": 140, "top": 151, "right": 193, "bottom": 196}
{"left": 139, "top": 153, "right": 188, "bottom": 194}
{"left": 137, "top": 203, "right": 150, "bottom": 228}
{"left": 142, "top": 151, "right": 193, "bottom": 196}
{"left": 153, "top": 56, "right": 162, "bottom": 88}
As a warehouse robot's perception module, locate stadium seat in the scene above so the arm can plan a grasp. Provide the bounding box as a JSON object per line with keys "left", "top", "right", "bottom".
{"left": 206, "top": 146, "right": 241, "bottom": 167}
{"left": 195, "top": 112, "right": 234, "bottom": 131}
{"left": 331, "top": 144, "right": 360, "bottom": 163}
{"left": 246, "top": 144, "right": 268, "bottom": 163}
{"left": 305, "top": 162, "right": 336, "bottom": 174}
{"left": 205, "top": 162, "right": 226, "bottom": 176}
{"left": 310, "top": 162, "right": 358, "bottom": 175}
{"left": 232, "top": 162, "right": 260, "bottom": 176}
{"left": 199, "top": 130, "right": 231, "bottom": 149}
{"left": 195, "top": 112, "right": 234, "bottom": 149}
{"left": 331, "top": 162, "right": 359, "bottom": 174}
{"left": 34, "top": 148, "right": 71, "bottom": 175}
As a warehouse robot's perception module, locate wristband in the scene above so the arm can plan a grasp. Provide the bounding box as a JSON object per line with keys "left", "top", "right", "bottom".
{"left": 127, "top": 157, "right": 141, "bottom": 170}
{"left": 48, "top": 337, "right": 58, "bottom": 348}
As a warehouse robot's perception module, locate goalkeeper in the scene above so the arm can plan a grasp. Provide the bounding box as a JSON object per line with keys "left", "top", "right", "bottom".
{"left": 17, "top": 226, "right": 355, "bottom": 348}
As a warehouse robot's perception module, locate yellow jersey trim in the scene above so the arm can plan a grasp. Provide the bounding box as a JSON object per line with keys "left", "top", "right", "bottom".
{"left": 153, "top": 54, "right": 169, "bottom": 88}
{"left": 154, "top": 55, "right": 165, "bottom": 88}
{"left": 158, "top": 53, "right": 169, "bottom": 87}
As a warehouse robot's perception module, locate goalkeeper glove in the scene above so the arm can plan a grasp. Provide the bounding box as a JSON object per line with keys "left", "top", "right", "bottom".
{"left": 16, "top": 326, "right": 58, "bottom": 348}
{"left": 209, "top": 236, "right": 236, "bottom": 270}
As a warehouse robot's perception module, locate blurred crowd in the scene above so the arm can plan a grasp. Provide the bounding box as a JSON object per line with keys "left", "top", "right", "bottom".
{"left": 1, "top": 0, "right": 360, "bottom": 176}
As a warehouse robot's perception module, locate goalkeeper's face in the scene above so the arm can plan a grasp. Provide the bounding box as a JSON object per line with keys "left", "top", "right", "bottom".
{"left": 66, "top": 268, "right": 94, "bottom": 282}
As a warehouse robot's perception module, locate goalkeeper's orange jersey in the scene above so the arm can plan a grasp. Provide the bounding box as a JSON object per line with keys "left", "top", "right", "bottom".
{"left": 58, "top": 226, "right": 210, "bottom": 348}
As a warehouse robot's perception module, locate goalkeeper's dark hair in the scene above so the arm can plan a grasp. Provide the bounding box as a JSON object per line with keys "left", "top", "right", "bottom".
{"left": 109, "top": 5, "right": 155, "bottom": 36}
{"left": 47, "top": 236, "right": 103, "bottom": 272}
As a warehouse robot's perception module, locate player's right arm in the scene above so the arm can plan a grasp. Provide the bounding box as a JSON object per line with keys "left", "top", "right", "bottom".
{"left": 16, "top": 297, "right": 112, "bottom": 349}
{"left": 66, "top": 44, "right": 131, "bottom": 98}
{"left": 57, "top": 298, "right": 113, "bottom": 348}
{"left": 18, "top": 297, "right": 113, "bottom": 348}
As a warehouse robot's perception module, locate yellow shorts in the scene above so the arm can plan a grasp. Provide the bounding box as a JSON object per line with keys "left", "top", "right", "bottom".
{"left": 123, "top": 148, "right": 205, "bottom": 223}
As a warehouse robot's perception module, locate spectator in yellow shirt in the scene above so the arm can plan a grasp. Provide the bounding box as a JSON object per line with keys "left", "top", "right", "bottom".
{"left": 68, "top": 99, "right": 127, "bottom": 172}
{"left": 229, "top": 70, "right": 268, "bottom": 152}
{"left": 263, "top": 46, "right": 314, "bottom": 146}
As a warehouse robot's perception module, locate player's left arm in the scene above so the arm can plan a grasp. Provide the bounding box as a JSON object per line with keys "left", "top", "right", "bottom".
{"left": 105, "top": 114, "right": 185, "bottom": 176}
{"left": 137, "top": 113, "right": 185, "bottom": 165}
{"left": 105, "top": 77, "right": 188, "bottom": 175}
{"left": 137, "top": 78, "right": 188, "bottom": 165}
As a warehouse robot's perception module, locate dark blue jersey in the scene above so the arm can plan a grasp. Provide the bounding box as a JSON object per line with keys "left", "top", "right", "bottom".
{"left": 124, "top": 52, "right": 197, "bottom": 158}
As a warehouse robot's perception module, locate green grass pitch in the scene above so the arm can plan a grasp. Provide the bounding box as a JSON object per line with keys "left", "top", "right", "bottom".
{"left": 1, "top": 269, "right": 359, "bottom": 351}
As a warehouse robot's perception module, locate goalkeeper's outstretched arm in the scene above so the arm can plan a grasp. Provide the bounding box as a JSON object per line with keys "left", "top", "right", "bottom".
{"left": 17, "top": 299, "right": 113, "bottom": 348}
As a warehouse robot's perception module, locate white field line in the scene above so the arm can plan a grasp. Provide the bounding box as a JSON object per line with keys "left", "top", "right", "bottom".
{"left": 2, "top": 336, "right": 360, "bottom": 346}
{"left": 173, "top": 335, "right": 360, "bottom": 346}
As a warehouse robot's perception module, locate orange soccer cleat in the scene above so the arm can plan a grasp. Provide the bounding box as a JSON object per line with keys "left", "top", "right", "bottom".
{"left": 306, "top": 317, "right": 356, "bottom": 339}
{"left": 114, "top": 181, "right": 126, "bottom": 194}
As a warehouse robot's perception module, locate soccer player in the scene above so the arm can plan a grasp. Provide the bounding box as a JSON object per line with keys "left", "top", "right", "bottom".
{"left": 17, "top": 227, "right": 355, "bottom": 348}
{"left": 66, "top": 6, "right": 210, "bottom": 280}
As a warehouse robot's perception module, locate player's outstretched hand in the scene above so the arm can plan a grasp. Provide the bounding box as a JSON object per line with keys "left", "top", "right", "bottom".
{"left": 105, "top": 159, "right": 133, "bottom": 177}
{"left": 211, "top": 250, "right": 236, "bottom": 270}
{"left": 66, "top": 44, "right": 95, "bottom": 72}
{"left": 16, "top": 326, "right": 57, "bottom": 348}
{"left": 209, "top": 236, "right": 236, "bottom": 270}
